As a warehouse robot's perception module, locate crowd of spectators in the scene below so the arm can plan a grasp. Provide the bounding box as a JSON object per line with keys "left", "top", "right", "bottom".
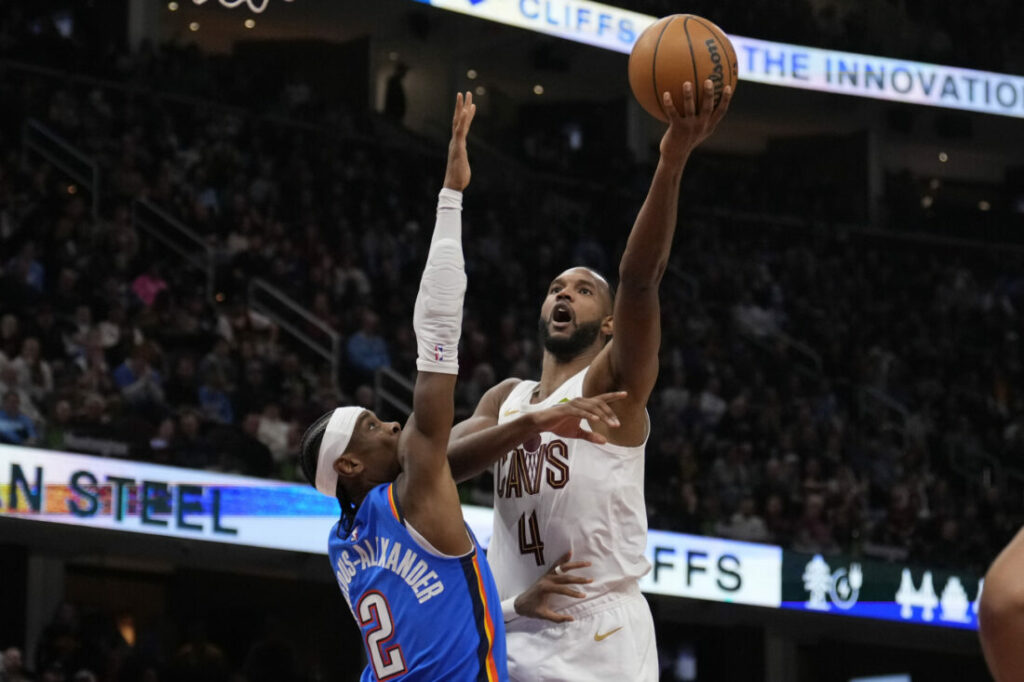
{"left": 0, "top": 75, "right": 354, "bottom": 480}
{"left": 645, "top": 220, "right": 1023, "bottom": 573}
{"left": 0, "top": 17, "right": 1021, "bottom": 575}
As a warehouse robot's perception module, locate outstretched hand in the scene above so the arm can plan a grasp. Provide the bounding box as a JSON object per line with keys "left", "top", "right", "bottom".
{"left": 532, "top": 391, "right": 628, "bottom": 445}
{"left": 443, "top": 91, "right": 477, "bottom": 191}
{"left": 514, "top": 552, "right": 593, "bottom": 623}
{"left": 659, "top": 79, "right": 733, "bottom": 167}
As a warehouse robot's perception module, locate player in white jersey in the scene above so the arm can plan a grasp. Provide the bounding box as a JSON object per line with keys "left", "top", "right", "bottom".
{"left": 447, "top": 79, "right": 733, "bottom": 681}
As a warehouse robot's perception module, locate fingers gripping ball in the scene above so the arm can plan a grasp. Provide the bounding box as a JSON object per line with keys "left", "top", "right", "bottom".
{"left": 628, "top": 14, "right": 738, "bottom": 121}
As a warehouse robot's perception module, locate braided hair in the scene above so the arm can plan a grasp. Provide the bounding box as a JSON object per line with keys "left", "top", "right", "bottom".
{"left": 300, "top": 410, "right": 359, "bottom": 536}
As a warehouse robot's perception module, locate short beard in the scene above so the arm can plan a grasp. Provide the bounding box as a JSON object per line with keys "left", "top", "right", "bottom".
{"left": 538, "top": 317, "right": 603, "bottom": 364}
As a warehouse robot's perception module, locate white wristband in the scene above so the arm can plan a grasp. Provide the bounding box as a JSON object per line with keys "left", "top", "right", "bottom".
{"left": 501, "top": 596, "right": 520, "bottom": 623}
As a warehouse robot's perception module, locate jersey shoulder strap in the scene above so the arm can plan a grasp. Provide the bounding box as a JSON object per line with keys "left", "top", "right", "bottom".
{"left": 560, "top": 366, "right": 589, "bottom": 398}
{"left": 498, "top": 379, "right": 536, "bottom": 417}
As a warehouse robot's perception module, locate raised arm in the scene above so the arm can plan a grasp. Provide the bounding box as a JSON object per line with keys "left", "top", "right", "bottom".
{"left": 395, "top": 94, "right": 478, "bottom": 558}
{"left": 401, "top": 92, "right": 476, "bottom": 466}
{"left": 586, "top": 80, "right": 732, "bottom": 436}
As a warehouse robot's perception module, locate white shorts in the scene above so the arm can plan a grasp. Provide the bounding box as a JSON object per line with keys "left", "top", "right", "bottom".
{"left": 505, "top": 585, "right": 658, "bottom": 682}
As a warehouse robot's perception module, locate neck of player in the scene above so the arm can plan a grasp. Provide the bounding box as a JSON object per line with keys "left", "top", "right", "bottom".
{"left": 534, "top": 346, "right": 601, "bottom": 403}
{"left": 346, "top": 476, "right": 382, "bottom": 509}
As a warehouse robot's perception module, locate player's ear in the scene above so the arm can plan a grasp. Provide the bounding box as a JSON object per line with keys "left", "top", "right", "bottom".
{"left": 601, "top": 315, "right": 614, "bottom": 339}
{"left": 335, "top": 453, "right": 362, "bottom": 478}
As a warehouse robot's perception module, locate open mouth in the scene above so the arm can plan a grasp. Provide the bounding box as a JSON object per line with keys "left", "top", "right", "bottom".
{"left": 551, "top": 303, "right": 574, "bottom": 329}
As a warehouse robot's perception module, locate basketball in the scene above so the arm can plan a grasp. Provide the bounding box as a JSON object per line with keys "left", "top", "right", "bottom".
{"left": 628, "top": 14, "right": 738, "bottom": 121}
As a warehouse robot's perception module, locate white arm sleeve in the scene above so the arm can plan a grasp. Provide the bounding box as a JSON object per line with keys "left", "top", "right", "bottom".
{"left": 413, "top": 189, "right": 466, "bottom": 375}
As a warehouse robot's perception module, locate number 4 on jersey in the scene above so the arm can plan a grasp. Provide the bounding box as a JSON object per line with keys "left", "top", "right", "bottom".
{"left": 518, "top": 510, "right": 545, "bottom": 566}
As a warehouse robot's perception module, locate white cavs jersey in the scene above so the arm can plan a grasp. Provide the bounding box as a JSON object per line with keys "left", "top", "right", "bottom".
{"left": 490, "top": 367, "right": 651, "bottom": 610}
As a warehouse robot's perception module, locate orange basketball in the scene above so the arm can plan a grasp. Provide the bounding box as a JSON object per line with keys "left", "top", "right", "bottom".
{"left": 628, "top": 14, "right": 738, "bottom": 122}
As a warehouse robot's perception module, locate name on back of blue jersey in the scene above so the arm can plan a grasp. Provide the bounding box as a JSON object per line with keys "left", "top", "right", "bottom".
{"left": 335, "top": 536, "right": 446, "bottom": 605}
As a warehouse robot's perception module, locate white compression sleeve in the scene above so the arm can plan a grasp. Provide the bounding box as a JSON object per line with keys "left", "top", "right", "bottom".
{"left": 430, "top": 188, "right": 462, "bottom": 247}
{"left": 413, "top": 189, "right": 466, "bottom": 375}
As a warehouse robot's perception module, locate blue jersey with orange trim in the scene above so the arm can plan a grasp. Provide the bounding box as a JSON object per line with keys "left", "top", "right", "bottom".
{"left": 328, "top": 483, "right": 508, "bottom": 682}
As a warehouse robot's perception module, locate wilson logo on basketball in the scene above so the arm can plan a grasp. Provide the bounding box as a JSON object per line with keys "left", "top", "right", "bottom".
{"left": 705, "top": 38, "right": 725, "bottom": 102}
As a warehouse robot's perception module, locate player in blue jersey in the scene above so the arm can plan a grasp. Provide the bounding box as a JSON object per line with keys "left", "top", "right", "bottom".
{"left": 298, "top": 92, "right": 509, "bottom": 681}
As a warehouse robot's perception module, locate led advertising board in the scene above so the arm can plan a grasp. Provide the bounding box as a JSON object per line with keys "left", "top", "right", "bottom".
{"left": 413, "top": 0, "right": 1024, "bottom": 118}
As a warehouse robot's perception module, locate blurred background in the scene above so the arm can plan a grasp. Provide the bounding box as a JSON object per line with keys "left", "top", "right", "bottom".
{"left": 0, "top": 0, "right": 1022, "bottom": 679}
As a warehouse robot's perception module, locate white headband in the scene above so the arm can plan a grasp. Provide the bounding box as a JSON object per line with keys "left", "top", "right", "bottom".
{"left": 315, "top": 407, "right": 364, "bottom": 497}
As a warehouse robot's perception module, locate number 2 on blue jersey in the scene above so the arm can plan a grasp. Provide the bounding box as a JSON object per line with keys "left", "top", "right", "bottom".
{"left": 358, "top": 591, "right": 408, "bottom": 680}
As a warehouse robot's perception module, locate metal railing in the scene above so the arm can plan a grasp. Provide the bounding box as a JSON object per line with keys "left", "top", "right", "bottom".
{"left": 857, "top": 386, "right": 910, "bottom": 446}
{"left": 859, "top": 385, "right": 1024, "bottom": 504}
{"left": 247, "top": 279, "right": 342, "bottom": 392}
{"left": 374, "top": 366, "right": 414, "bottom": 417}
{"left": 946, "top": 439, "right": 1001, "bottom": 491}
{"left": 738, "top": 324, "right": 824, "bottom": 378}
{"left": 132, "top": 199, "right": 216, "bottom": 302}
{"left": 781, "top": 331, "right": 824, "bottom": 374}
{"left": 132, "top": 201, "right": 343, "bottom": 390}
{"left": 22, "top": 118, "right": 100, "bottom": 220}
{"left": 667, "top": 265, "right": 700, "bottom": 300}
{"left": 858, "top": 386, "right": 910, "bottom": 419}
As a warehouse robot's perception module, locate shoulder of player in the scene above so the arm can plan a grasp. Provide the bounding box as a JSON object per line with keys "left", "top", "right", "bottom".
{"left": 476, "top": 377, "right": 523, "bottom": 416}
{"left": 492, "top": 377, "right": 524, "bottom": 395}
